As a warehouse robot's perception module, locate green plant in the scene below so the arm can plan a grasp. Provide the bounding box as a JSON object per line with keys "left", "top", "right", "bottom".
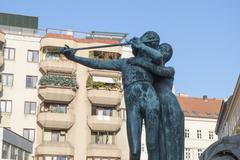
{"left": 86, "top": 76, "right": 121, "bottom": 90}
{"left": 39, "top": 75, "right": 78, "bottom": 88}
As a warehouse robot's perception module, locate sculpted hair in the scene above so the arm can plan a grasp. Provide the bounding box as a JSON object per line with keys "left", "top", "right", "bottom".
{"left": 159, "top": 43, "right": 173, "bottom": 63}
{"left": 140, "top": 31, "right": 160, "bottom": 49}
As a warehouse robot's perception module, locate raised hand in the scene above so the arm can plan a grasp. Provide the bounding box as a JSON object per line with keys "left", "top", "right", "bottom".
{"left": 59, "top": 45, "right": 76, "bottom": 60}
{"left": 129, "top": 37, "right": 144, "bottom": 49}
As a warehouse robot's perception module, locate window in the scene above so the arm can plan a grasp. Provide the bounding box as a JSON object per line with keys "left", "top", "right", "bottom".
{"left": 198, "top": 149, "right": 203, "bottom": 158}
{"left": 89, "top": 50, "right": 121, "bottom": 60}
{"left": 2, "top": 73, "right": 13, "bottom": 86}
{"left": 0, "top": 100, "right": 12, "bottom": 113}
{"left": 26, "top": 75, "right": 37, "bottom": 88}
{"left": 91, "top": 131, "right": 115, "bottom": 145}
{"left": 44, "top": 130, "right": 66, "bottom": 143}
{"left": 209, "top": 131, "right": 214, "bottom": 139}
{"left": 46, "top": 52, "right": 60, "bottom": 60}
{"left": 185, "top": 129, "right": 189, "bottom": 138}
{"left": 4, "top": 47, "right": 15, "bottom": 60}
{"left": 24, "top": 101, "right": 36, "bottom": 114}
{"left": 23, "top": 129, "right": 35, "bottom": 142}
{"left": 2, "top": 141, "right": 10, "bottom": 159}
{"left": 10, "top": 145, "right": 18, "bottom": 159}
{"left": 185, "top": 148, "right": 190, "bottom": 159}
{"left": 92, "top": 105, "right": 113, "bottom": 116}
{"left": 197, "top": 130, "right": 202, "bottom": 139}
{"left": 27, "top": 50, "right": 39, "bottom": 62}
{"left": 40, "top": 103, "right": 67, "bottom": 113}
{"left": 51, "top": 131, "right": 66, "bottom": 142}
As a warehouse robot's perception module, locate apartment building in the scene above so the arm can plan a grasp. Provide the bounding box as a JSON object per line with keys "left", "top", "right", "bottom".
{"left": 0, "top": 12, "right": 132, "bottom": 160}
{"left": 178, "top": 95, "right": 222, "bottom": 160}
{"left": 215, "top": 75, "right": 240, "bottom": 139}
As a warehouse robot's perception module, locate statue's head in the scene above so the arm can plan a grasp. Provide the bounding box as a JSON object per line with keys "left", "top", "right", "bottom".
{"left": 159, "top": 43, "right": 173, "bottom": 64}
{"left": 140, "top": 31, "right": 160, "bottom": 49}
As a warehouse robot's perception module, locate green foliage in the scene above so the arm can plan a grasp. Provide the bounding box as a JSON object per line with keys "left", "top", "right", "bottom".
{"left": 39, "top": 75, "right": 78, "bottom": 88}
{"left": 86, "top": 76, "right": 121, "bottom": 90}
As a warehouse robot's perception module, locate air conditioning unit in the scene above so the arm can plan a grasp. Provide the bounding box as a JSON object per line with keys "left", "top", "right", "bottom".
{"left": 60, "top": 131, "right": 66, "bottom": 135}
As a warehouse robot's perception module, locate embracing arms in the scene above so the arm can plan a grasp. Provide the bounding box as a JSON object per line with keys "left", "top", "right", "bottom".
{"left": 128, "top": 58, "right": 175, "bottom": 78}
{"left": 60, "top": 46, "right": 123, "bottom": 71}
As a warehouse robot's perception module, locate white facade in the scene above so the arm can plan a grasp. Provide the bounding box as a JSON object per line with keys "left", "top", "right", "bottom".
{"left": 1, "top": 33, "right": 41, "bottom": 156}
{"left": 184, "top": 117, "right": 218, "bottom": 160}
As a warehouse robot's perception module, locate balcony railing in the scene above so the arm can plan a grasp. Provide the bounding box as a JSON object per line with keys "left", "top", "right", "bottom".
{"left": 40, "top": 59, "right": 77, "bottom": 74}
{"left": 37, "top": 112, "right": 75, "bottom": 129}
{"left": 88, "top": 115, "right": 122, "bottom": 132}
{"left": 35, "top": 142, "right": 74, "bottom": 156}
{"left": 87, "top": 144, "right": 121, "bottom": 158}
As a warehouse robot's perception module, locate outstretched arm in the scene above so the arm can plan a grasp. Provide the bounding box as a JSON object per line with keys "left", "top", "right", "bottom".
{"left": 128, "top": 58, "right": 174, "bottom": 78}
{"left": 60, "top": 46, "right": 123, "bottom": 71}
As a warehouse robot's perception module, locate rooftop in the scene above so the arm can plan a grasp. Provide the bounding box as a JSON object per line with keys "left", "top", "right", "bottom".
{"left": 177, "top": 96, "right": 223, "bottom": 119}
{"left": 43, "top": 33, "right": 120, "bottom": 44}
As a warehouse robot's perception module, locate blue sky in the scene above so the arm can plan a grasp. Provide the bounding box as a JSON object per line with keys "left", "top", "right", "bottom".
{"left": 1, "top": 0, "right": 240, "bottom": 98}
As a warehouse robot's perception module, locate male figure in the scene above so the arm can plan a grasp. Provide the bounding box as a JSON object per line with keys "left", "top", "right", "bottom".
{"left": 61, "top": 31, "right": 163, "bottom": 160}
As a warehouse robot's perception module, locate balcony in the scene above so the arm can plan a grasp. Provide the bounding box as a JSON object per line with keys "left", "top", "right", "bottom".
{"left": 38, "top": 75, "right": 78, "bottom": 103}
{"left": 87, "top": 144, "right": 121, "bottom": 158}
{"left": 37, "top": 112, "right": 74, "bottom": 129}
{"left": 41, "top": 34, "right": 76, "bottom": 48}
{"left": 40, "top": 60, "right": 77, "bottom": 74}
{"left": 38, "top": 86, "right": 76, "bottom": 103}
{"left": 88, "top": 115, "right": 122, "bottom": 132}
{"left": 35, "top": 142, "right": 74, "bottom": 156}
{"left": 88, "top": 89, "right": 122, "bottom": 106}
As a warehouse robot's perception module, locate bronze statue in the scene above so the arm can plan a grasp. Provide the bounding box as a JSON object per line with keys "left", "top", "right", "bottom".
{"left": 128, "top": 43, "right": 184, "bottom": 160}
{"left": 60, "top": 31, "right": 184, "bottom": 160}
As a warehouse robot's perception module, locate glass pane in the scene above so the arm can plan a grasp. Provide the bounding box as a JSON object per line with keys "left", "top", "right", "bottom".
{"left": 30, "top": 102, "right": 36, "bottom": 114}
{"left": 2, "top": 142, "right": 10, "bottom": 159}
{"left": 27, "top": 51, "right": 33, "bottom": 62}
{"left": 7, "top": 101, "right": 12, "bottom": 112}
{"left": 18, "top": 149, "right": 23, "bottom": 160}
{"left": 51, "top": 131, "right": 58, "bottom": 142}
{"left": 10, "top": 146, "right": 17, "bottom": 159}
{"left": 29, "top": 130, "right": 35, "bottom": 141}
{"left": 1, "top": 101, "right": 6, "bottom": 112}
{"left": 3, "top": 48, "right": 8, "bottom": 59}
{"left": 33, "top": 52, "right": 39, "bottom": 62}
{"left": 24, "top": 102, "right": 30, "bottom": 113}
{"left": 2, "top": 74, "right": 7, "bottom": 85}
{"left": 9, "top": 49, "right": 15, "bottom": 60}
{"left": 23, "top": 130, "right": 29, "bottom": 139}
{"left": 7, "top": 75, "right": 13, "bottom": 86}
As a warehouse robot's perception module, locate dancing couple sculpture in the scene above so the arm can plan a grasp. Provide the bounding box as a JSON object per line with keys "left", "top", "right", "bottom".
{"left": 60, "top": 31, "right": 184, "bottom": 160}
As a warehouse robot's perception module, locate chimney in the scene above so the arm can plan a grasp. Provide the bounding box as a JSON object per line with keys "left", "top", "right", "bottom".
{"left": 203, "top": 95, "right": 208, "bottom": 102}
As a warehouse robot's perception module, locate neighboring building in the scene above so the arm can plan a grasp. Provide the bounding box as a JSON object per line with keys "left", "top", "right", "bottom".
{"left": 178, "top": 95, "right": 222, "bottom": 160}
{"left": 0, "top": 127, "right": 33, "bottom": 160}
{"left": 215, "top": 75, "right": 240, "bottom": 139}
{"left": 0, "top": 13, "right": 40, "bottom": 159}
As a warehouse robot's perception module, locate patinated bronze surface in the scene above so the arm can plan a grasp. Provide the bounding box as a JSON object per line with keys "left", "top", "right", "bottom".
{"left": 60, "top": 31, "right": 184, "bottom": 160}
